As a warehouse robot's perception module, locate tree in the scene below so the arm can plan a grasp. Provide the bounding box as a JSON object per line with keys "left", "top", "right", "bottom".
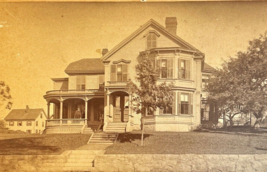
{"left": 127, "top": 55, "right": 173, "bottom": 145}
{"left": 0, "top": 81, "right": 12, "bottom": 110}
{"left": 127, "top": 56, "right": 174, "bottom": 116}
{"left": 207, "top": 32, "right": 267, "bottom": 128}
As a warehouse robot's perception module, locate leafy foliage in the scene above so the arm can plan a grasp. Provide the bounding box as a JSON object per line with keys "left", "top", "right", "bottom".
{"left": 127, "top": 56, "right": 173, "bottom": 116}
{"left": 0, "top": 81, "right": 12, "bottom": 110}
{"left": 207, "top": 32, "right": 267, "bottom": 127}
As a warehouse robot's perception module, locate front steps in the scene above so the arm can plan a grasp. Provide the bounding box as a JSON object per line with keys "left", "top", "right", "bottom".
{"left": 88, "top": 132, "right": 117, "bottom": 144}
{"left": 105, "top": 122, "right": 127, "bottom": 133}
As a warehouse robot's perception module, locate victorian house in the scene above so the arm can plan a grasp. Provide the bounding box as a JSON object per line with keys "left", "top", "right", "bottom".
{"left": 44, "top": 17, "right": 210, "bottom": 133}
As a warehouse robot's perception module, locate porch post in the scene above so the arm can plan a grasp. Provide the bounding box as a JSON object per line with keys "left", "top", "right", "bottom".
{"left": 85, "top": 99, "right": 88, "bottom": 125}
{"left": 106, "top": 94, "right": 110, "bottom": 122}
{"left": 60, "top": 100, "right": 63, "bottom": 126}
{"left": 47, "top": 102, "right": 50, "bottom": 119}
{"left": 129, "top": 94, "right": 132, "bottom": 114}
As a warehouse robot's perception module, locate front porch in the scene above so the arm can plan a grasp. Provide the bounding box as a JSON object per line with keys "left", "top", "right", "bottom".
{"left": 44, "top": 89, "right": 105, "bottom": 133}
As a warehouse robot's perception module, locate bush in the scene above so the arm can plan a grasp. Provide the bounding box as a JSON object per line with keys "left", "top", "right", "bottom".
{"left": 0, "top": 120, "right": 6, "bottom": 129}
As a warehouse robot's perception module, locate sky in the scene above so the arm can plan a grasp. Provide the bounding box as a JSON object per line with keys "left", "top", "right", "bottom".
{"left": 1, "top": 2, "right": 267, "bottom": 118}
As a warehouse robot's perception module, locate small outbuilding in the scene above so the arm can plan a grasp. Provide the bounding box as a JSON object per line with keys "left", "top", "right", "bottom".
{"left": 4, "top": 105, "right": 47, "bottom": 134}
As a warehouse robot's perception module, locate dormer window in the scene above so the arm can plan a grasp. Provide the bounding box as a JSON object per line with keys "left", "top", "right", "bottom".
{"left": 147, "top": 33, "right": 157, "bottom": 49}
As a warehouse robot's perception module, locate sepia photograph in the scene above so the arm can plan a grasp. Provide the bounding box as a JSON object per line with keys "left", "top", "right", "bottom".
{"left": 1, "top": 1, "right": 267, "bottom": 171}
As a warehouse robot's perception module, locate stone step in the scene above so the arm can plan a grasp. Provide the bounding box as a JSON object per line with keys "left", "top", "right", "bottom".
{"left": 64, "top": 162, "right": 93, "bottom": 167}
{"left": 70, "top": 150, "right": 105, "bottom": 154}
{"left": 67, "top": 158, "right": 94, "bottom": 163}
{"left": 68, "top": 154, "right": 96, "bottom": 159}
{"left": 63, "top": 166, "right": 95, "bottom": 171}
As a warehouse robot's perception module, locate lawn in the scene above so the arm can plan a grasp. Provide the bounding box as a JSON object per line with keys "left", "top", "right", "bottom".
{"left": 105, "top": 131, "right": 267, "bottom": 154}
{"left": 0, "top": 133, "right": 90, "bottom": 155}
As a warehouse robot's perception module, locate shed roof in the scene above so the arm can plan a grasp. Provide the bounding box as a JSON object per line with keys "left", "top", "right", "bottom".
{"left": 65, "top": 58, "right": 104, "bottom": 75}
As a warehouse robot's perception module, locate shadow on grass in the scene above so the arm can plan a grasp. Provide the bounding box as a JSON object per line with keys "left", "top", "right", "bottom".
{"left": 116, "top": 133, "right": 152, "bottom": 143}
{"left": 255, "top": 147, "right": 267, "bottom": 151}
{"left": 0, "top": 137, "right": 60, "bottom": 155}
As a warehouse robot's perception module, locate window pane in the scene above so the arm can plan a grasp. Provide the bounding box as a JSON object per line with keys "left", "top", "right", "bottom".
{"left": 117, "top": 65, "right": 122, "bottom": 73}
{"left": 161, "top": 69, "right": 167, "bottom": 78}
{"left": 117, "top": 74, "right": 122, "bottom": 81}
{"left": 161, "top": 60, "right": 167, "bottom": 67}
{"left": 181, "top": 61, "right": 185, "bottom": 68}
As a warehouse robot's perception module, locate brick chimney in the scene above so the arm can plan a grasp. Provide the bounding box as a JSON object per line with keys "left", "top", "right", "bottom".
{"left": 165, "top": 17, "right": 177, "bottom": 35}
{"left": 102, "top": 48, "right": 108, "bottom": 56}
{"left": 25, "top": 105, "right": 29, "bottom": 113}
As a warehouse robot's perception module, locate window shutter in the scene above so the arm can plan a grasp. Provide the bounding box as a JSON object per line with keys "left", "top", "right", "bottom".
{"left": 122, "top": 64, "right": 128, "bottom": 81}
{"left": 152, "top": 34, "right": 156, "bottom": 48}
{"left": 178, "top": 59, "right": 181, "bottom": 79}
{"left": 178, "top": 92, "right": 181, "bottom": 114}
{"left": 147, "top": 34, "right": 151, "bottom": 49}
{"left": 185, "top": 60, "right": 191, "bottom": 80}
{"left": 110, "top": 65, "right": 116, "bottom": 81}
{"left": 156, "top": 59, "right": 161, "bottom": 77}
{"left": 167, "top": 58, "right": 173, "bottom": 79}
{"left": 172, "top": 91, "right": 176, "bottom": 115}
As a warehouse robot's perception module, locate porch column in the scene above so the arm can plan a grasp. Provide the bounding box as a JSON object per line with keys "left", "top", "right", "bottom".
{"left": 129, "top": 94, "right": 132, "bottom": 116}
{"left": 47, "top": 102, "right": 50, "bottom": 119}
{"left": 106, "top": 94, "right": 110, "bottom": 122}
{"left": 60, "top": 100, "right": 63, "bottom": 125}
{"left": 85, "top": 99, "right": 88, "bottom": 125}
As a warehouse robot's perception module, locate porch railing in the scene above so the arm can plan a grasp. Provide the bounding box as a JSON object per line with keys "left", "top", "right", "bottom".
{"left": 46, "top": 89, "right": 102, "bottom": 94}
{"left": 46, "top": 119, "right": 86, "bottom": 126}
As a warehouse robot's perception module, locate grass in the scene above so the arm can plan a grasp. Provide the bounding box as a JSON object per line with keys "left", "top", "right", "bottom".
{"left": 0, "top": 133, "right": 91, "bottom": 155}
{"left": 105, "top": 131, "right": 267, "bottom": 154}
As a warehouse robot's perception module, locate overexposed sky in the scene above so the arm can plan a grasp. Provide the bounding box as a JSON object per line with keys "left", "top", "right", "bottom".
{"left": 1, "top": 2, "right": 267, "bottom": 117}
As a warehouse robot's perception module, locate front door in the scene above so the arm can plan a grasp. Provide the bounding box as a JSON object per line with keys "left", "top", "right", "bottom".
{"left": 113, "top": 95, "right": 129, "bottom": 122}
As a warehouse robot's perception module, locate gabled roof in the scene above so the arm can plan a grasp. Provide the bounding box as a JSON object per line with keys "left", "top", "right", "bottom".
{"left": 5, "top": 108, "right": 45, "bottom": 121}
{"left": 203, "top": 63, "right": 216, "bottom": 73}
{"left": 102, "top": 19, "right": 204, "bottom": 61}
{"left": 65, "top": 58, "right": 104, "bottom": 75}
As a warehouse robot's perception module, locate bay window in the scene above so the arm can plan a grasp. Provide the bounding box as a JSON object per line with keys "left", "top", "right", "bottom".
{"left": 156, "top": 58, "right": 173, "bottom": 79}
{"left": 178, "top": 59, "right": 190, "bottom": 80}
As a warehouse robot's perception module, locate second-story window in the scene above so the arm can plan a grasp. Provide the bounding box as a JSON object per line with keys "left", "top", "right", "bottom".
{"left": 111, "top": 64, "right": 128, "bottom": 82}
{"left": 178, "top": 59, "right": 190, "bottom": 80}
{"left": 147, "top": 33, "right": 157, "bottom": 49}
{"left": 156, "top": 58, "right": 173, "bottom": 79}
{"left": 27, "top": 121, "right": 32, "bottom": 126}
{"left": 76, "top": 75, "right": 86, "bottom": 90}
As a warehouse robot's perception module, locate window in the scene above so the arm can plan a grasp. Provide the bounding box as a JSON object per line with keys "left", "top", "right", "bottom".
{"left": 36, "top": 121, "right": 38, "bottom": 127}
{"left": 147, "top": 33, "right": 157, "bottom": 49}
{"left": 110, "top": 64, "right": 128, "bottom": 82}
{"left": 42, "top": 122, "right": 44, "bottom": 127}
{"left": 9, "top": 121, "right": 14, "bottom": 126}
{"left": 156, "top": 58, "right": 173, "bottom": 79}
{"left": 17, "top": 121, "right": 22, "bottom": 126}
{"left": 27, "top": 121, "right": 32, "bottom": 126}
{"left": 178, "top": 59, "right": 190, "bottom": 80}
{"left": 178, "top": 93, "right": 193, "bottom": 115}
{"left": 40, "top": 113, "right": 42, "bottom": 118}
{"left": 163, "top": 106, "right": 172, "bottom": 114}
{"left": 76, "top": 75, "right": 86, "bottom": 90}
{"left": 181, "top": 94, "right": 189, "bottom": 114}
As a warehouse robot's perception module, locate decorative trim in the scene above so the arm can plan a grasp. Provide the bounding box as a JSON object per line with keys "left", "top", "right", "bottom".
{"left": 143, "top": 30, "right": 160, "bottom": 37}
{"left": 113, "top": 59, "right": 131, "bottom": 64}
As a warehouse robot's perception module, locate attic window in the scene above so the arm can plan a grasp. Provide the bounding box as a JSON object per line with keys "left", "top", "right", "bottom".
{"left": 145, "top": 30, "right": 160, "bottom": 50}
{"left": 147, "top": 33, "right": 157, "bottom": 49}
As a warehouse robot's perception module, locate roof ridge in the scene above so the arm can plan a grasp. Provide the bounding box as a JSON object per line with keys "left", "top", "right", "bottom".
{"left": 101, "top": 18, "right": 204, "bottom": 61}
